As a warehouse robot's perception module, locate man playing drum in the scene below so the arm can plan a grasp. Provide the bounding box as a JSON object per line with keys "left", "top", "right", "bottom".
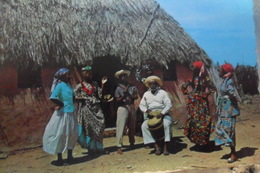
{"left": 139, "top": 76, "right": 173, "bottom": 155}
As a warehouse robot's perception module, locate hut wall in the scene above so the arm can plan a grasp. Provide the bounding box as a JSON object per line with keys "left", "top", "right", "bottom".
{"left": 162, "top": 65, "right": 189, "bottom": 125}
{"left": 0, "top": 67, "right": 56, "bottom": 152}
{"left": 0, "top": 64, "right": 18, "bottom": 96}
{"left": 41, "top": 67, "right": 60, "bottom": 88}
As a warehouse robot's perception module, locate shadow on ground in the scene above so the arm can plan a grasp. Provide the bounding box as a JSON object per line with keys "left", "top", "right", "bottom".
{"left": 51, "top": 154, "right": 102, "bottom": 166}
{"left": 169, "top": 136, "right": 188, "bottom": 154}
{"left": 104, "top": 143, "right": 145, "bottom": 154}
{"left": 189, "top": 141, "right": 222, "bottom": 153}
{"left": 221, "top": 147, "right": 258, "bottom": 160}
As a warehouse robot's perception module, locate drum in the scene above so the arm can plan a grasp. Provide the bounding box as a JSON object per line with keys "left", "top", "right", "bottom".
{"left": 147, "top": 110, "right": 164, "bottom": 141}
{"left": 102, "top": 94, "right": 114, "bottom": 102}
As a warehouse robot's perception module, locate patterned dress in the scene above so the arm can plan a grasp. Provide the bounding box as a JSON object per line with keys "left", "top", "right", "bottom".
{"left": 214, "top": 78, "right": 240, "bottom": 147}
{"left": 74, "top": 81, "right": 105, "bottom": 153}
{"left": 181, "top": 75, "right": 216, "bottom": 145}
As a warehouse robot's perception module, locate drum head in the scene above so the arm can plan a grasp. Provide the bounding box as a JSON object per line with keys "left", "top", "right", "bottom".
{"left": 147, "top": 117, "right": 163, "bottom": 127}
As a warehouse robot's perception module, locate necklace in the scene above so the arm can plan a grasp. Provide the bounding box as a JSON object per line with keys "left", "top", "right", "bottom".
{"left": 81, "top": 82, "right": 95, "bottom": 95}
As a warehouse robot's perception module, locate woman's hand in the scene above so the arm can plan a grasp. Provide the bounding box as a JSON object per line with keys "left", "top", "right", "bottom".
{"left": 146, "top": 109, "right": 152, "bottom": 114}
{"left": 54, "top": 105, "right": 62, "bottom": 110}
{"left": 50, "top": 98, "right": 64, "bottom": 110}
{"left": 156, "top": 113, "right": 163, "bottom": 119}
{"left": 101, "top": 76, "right": 108, "bottom": 84}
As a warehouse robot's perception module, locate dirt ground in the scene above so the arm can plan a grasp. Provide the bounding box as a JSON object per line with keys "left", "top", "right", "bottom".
{"left": 0, "top": 96, "right": 260, "bottom": 173}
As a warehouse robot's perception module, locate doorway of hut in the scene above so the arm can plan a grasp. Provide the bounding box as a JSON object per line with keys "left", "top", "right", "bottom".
{"left": 92, "top": 56, "right": 127, "bottom": 128}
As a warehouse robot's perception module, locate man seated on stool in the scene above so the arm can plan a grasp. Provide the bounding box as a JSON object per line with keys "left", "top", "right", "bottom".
{"left": 139, "top": 76, "right": 173, "bottom": 155}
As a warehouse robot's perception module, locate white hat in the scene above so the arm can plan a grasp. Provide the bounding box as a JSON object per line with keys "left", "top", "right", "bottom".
{"left": 114, "top": 70, "right": 130, "bottom": 79}
{"left": 144, "top": 75, "right": 163, "bottom": 87}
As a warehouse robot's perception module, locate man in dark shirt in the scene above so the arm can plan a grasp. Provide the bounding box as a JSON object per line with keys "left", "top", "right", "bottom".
{"left": 114, "top": 70, "right": 138, "bottom": 154}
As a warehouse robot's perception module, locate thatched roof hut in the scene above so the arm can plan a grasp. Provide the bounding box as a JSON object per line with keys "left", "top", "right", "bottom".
{"left": 0, "top": 0, "right": 216, "bottom": 151}
{"left": 0, "top": 0, "right": 211, "bottom": 69}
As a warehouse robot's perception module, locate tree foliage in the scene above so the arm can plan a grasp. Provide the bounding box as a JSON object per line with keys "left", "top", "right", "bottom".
{"left": 235, "top": 65, "right": 259, "bottom": 95}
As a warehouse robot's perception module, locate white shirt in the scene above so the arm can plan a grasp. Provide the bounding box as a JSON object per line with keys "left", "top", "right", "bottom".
{"left": 139, "top": 89, "right": 172, "bottom": 115}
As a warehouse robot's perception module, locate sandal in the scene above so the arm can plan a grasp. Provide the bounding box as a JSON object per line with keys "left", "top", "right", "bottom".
{"left": 227, "top": 158, "right": 237, "bottom": 163}
{"left": 163, "top": 151, "right": 169, "bottom": 156}
{"left": 172, "top": 121, "right": 178, "bottom": 125}
{"left": 155, "top": 149, "right": 162, "bottom": 155}
{"left": 117, "top": 148, "right": 123, "bottom": 155}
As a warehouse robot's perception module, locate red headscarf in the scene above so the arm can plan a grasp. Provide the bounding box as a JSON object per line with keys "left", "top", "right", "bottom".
{"left": 221, "top": 63, "right": 234, "bottom": 73}
{"left": 193, "top": 61, "right": 205, "bottom": 77}
{"left": 193, "top": 61, "right": 204, "bottom": 69}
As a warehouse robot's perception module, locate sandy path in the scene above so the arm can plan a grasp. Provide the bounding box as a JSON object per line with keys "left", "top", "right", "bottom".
{"left": 0, "top": 97, "right": 260, "bottom": 173}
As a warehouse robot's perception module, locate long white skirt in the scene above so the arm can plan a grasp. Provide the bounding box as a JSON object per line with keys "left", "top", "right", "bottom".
{"left": 43, "top": 110, "right": 78, "bottom": 154}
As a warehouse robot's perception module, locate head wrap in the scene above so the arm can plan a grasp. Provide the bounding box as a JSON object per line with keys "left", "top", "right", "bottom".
{"left": 193, "top": 61, "right": 205, "bottom": 77}
{"left": 221, "top": 63, "right": 234, "bottom": 78}
{"left": 193, "top": 61, "right": 204, "bottom": 69}
{"left": 221, "top": 63, "right": 234, "bottom": 73}
{"left": 81, "top": 66, "right": 92, "bottom": 71}
{"left": 51, "top": 68, "right": 69, "bottom": 92}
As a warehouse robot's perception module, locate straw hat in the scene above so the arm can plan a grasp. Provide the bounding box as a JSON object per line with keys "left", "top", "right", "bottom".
{"left": 114, "top": 70, "right": 130, "bottom": 79}
{"left": 144, "top": 75, "right": 163, "bottom": 87}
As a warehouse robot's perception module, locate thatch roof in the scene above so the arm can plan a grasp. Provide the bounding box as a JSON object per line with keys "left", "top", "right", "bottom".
{"left": 0, "top": 0, "right": 212, "bottom": 69}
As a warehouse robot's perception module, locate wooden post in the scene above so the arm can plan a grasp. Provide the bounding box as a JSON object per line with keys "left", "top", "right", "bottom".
{"left": 253, "top": 0, "right": 260, "bottom": 93}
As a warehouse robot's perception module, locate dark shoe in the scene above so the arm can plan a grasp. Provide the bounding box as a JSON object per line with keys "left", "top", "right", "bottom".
{"left": 129, "top": 143, "right": 135, "bottom": 149}
{"left": 51, "top": 160, "right": 64, "bottom": 166}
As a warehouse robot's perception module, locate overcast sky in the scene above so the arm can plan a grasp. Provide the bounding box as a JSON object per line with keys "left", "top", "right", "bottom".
{"left": 156, "top": 0, "right": 257, "bottom": 66}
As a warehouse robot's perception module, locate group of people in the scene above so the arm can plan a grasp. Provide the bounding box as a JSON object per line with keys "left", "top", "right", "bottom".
{"left": 42, "top": 66, "right": 106, "bottom": 166}
{"left": 181, "top": 61, "right": 239, "bottom": 163}
{"left": 42, "top": 61, "right": 240, "bottom": 166}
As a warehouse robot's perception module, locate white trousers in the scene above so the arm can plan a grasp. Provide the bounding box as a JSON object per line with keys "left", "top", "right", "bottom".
{"left": 141, "top": 115, "right": 172, "bottom": 144}
{"left": 116, "top": 105, "right": 136, "bottom": 147}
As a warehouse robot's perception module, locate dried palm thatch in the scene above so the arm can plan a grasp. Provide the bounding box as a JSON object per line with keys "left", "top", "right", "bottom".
{"left": 0, "top": 0, "right": 212, "bottom": 69}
